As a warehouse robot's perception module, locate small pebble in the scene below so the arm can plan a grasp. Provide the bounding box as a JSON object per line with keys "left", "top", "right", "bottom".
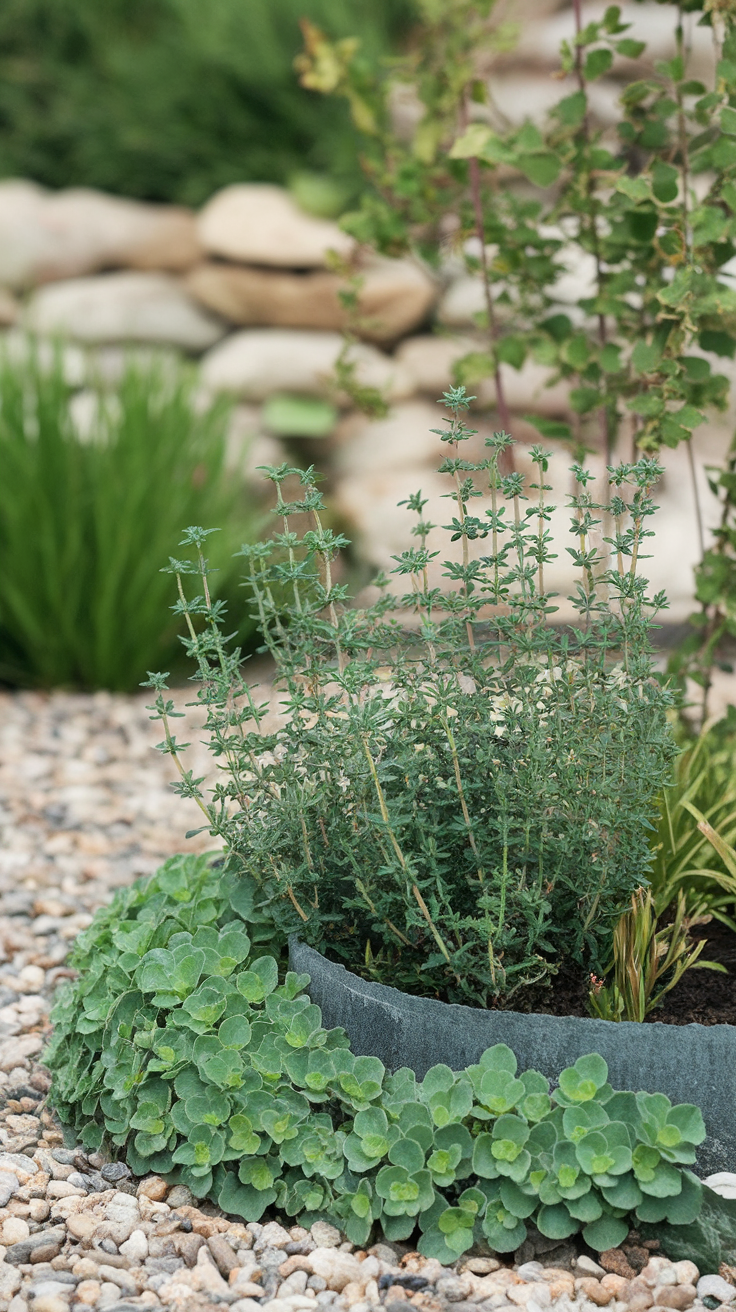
{"left": 577, "top": 1258, "right": 607, "bottom": 1279}
{"left": 697, "top": 1277, "right": 736, "bottom": 1304}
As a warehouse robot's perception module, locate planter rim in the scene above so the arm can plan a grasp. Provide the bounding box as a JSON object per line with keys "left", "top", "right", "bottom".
{"left": 291, "top": 934, "right": 736, "bottom": 1038}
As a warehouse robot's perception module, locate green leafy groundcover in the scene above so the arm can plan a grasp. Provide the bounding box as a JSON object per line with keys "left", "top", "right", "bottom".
{"left": 47, "top": 854, "right": 708, "bottom": 1263}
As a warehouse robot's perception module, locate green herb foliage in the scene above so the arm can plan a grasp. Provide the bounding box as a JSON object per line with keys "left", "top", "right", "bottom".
{"left": 0, "top": 349, "right": 259, "bottom": 690}
{"left": 149, "top": 389, "right": 677, "bottom": 1009}
{"left": 46, "top": 853, "right": 707, "bottom": 1260}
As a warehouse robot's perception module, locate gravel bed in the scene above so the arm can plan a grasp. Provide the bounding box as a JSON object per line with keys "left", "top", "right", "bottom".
{"left": 0, "top": 690, "right": 734, "bottom": 1312}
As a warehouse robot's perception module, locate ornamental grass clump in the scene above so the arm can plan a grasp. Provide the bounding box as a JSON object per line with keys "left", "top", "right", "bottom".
{"left": 150, "top": 388, "right": 677, "bottom": 1010}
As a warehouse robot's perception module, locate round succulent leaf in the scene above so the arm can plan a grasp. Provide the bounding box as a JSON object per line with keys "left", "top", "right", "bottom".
{"left": 218, "top": 1014, "right": 252, "bottom": 1049}
{"left": 583, "top": 1214, "right": 629, "bottom": 1251}
{"left": 537, "top": 1202, "right": 581, "bottom": 1239}
{"left": 389, "top": 1136, "right": 426, "bottom": 1174}
{"left": 478, "top": 1069, "right": 526, "bottom": 1114}
{"left": 237, "top": 956, "right": 279, "bottom": 1003}
{"left": 376, "top": 1164, "right": 421, "bottom": 1209}
{"left": 130, "top": 1101, "right": 166, "bottom": 1135}
{"left": 576, "top": 1131, "right": 615, "bottom": 1176}
{"left": 635, "top": 1194, "right": 671, "bottom": 1224}
{"left": 420, "top": 1064, "right": 456, "bottom": 1098}
{"left": 495, "top": 1148, "right": 532, "bottom": 1183}
{"left": 491, "top": 1113, "right": 530, "bottom": 1161}
{"left": 557, "top": 1054, "right": 608, "bottom": 1104}
{"left": 637, "top": 1159, "right": 684, "bottom": 1198}
{"left": 185, "top": 1092, "right": 230, "bottom": 1126}
{"left": 499, "top": 1178, "right": 538, "bottom": 1219}
{"left": 482, "top": 1206, "right": 527, "bottom": 1251}
{"left": 562, "top": 1103, "right": 609, "bottom": 1142}
{"left": 660, "top": 1171, "right": 703, "bottom": 1224}
{"left": 238, "top": 1155, "right": 280, "bottom": 1191}
{"left": 218, "top": 1172, "right": 276, "bottom": 1220}
{"left": 632, "top": 1143, "right": 661, "bottom": 1182}
{"left": 479, "top": 1044, "right": 518, "bottom": 1075}
{"left": 522, "top": 1092, "right": 552, "bottom": 1122}
{"left": 183, "top": 983, "right": 229, "bottom": 1026}
{"left": 427, "top": 1144, "right": 462, "bottom": 1184}
{"left": 565, "top": 1190, "right": 603, "bottom": 1222}
{"left": 438, "top": 1204, "right": 475, "bottom": 1235}
{"left": 520, "top": 1069, "right": 549, "bottom": 1097}
{"left": 418, "top": 1225, "right": 472, "bottom": 1263}
{"left": 665, "top": 1104, "right": 706, "bottom": 1146}
{"left": 537, "top": 1175, "right": 561, "bottom": 1206}
{"left": 200, "top": 1048, "right": 245, "bottom": 1089}
{"left": 599, "top": 1173, "right": 643, "bottom": 1211}
{"left": 228, "top": 1113, "right": 261, "bottom": 1154}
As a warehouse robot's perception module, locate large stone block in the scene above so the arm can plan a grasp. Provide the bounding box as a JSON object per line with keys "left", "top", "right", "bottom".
{"left": 186, "top": 256, "right": 436, "bottom": 344}
{"left": 0, "top": 182, "right": 200, "bottom": 289}
{"left": 199, "top": 328, "right": 414, "bottom": 403}
{"left": 25, "top": 272, "right": 226, "bottom": 352}
{"left": 197, "top": 184, "right": 354, "bottom": 269}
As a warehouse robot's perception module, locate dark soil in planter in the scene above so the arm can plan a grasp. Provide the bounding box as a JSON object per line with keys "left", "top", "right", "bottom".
{"left": 525, "top": 920, "right": 736, "bottom": 1027}
{"left": 328, "top": 919, "right": 736, "bottom": 1025}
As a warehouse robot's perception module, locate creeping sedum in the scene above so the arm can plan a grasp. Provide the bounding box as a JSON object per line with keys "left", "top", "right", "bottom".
{"left": 47, "top": 854, "right": 706, "bottom": 1261}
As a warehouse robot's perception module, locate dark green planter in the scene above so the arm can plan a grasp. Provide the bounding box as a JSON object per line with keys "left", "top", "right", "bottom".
{"left": 289, "top": 937, "right": 735, "bottom": 1177}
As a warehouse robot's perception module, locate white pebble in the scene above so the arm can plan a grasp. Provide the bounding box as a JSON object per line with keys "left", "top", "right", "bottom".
{"left": 1, "top": 1218, "right": 29, "bottom": 1244}
{"left": 705, "top": 1173, "right": 736, "bottom": 1200}
{"left": 674, "top": 1264, "right": 701, "bottom": 1287}
{"left": 697, "top": 1276, "right": 736, "bottom": 1304}
{"left": 97, "top": 1283, "right": 124, "bottom": 1307}
{"left": 576, "top": 1258, "right": 606, "bottom": 1278}
{"left": 119, "top": 1228, "right": 148, "bottom": 1262}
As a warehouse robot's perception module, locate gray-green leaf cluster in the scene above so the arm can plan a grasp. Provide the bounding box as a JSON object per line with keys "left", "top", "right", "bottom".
{"left": 47, "top": 854, "right": 706, "bottom": 1261}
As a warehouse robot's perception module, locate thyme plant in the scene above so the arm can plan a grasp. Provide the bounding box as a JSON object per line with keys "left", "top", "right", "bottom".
{"left": 148, "top": 389, "right": 677, "bottom": 1010}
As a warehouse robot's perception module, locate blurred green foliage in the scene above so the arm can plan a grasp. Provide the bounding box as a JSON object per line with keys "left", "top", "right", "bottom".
{"left": 0, "top": 349, "right": 260, "bottom": 691}
{"left": 0, "top": 0, "right": 414, "bottom": 206}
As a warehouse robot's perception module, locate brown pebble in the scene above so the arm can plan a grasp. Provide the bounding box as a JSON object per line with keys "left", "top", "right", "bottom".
{"left": 628, "top": 1283, "right": 655, "bottom": 1312}
{"left": 80, "top": 1250, "right": 128, "bottom": 1269}
{"left": 173, "top": 1206, "right": 230, "bottom": 1238}
{"left": 625, "top": 1249, "right": 652, "bottom": 1276}
{"left": 601, "top": 1250, "right": 638, "bottom": 1281}
{"left": 152, "top": 1219, "right": 181, "bottom": 1238}
{"left": 207, "top": 1234, "right": 239, "bottom": 1276}
{"left": 654, "top": 1286, "right": 697, "bottom": 1309}
{"left": 75, "top": 1281, "right": 101, "bottom": 1305}
{"left": 577, "top": 1279, "right": 614, "bottom": 1306}
{"left": 279, "top": 1256, "right": 313, "bottom": 1277}
{"left": 173, "top": 1231, "right": 206, "bottom": 1266}
{"left": 71, "top": 1260, "right": 100, "bottom": 1281}
{"left": 137, "top": 1176, "right": 168, "bottom": 1202}
{"left": 464, "top": 1259, "right": 501, "bottom": 1275}
{"left": 547, "top": 1278, "right": 576, "bottom": 1300}
{"left": 386, "top": 1286, "right": 410, "bottom": 1302}
{"left": 602, "top": 1275, "right": 631, "bottom": 1299}
{"left": 30, "top": 1242, "right": 61, "bottom": 1264}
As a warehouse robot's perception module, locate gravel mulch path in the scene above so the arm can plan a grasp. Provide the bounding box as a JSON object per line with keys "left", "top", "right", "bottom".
{"left": 0, "top": 689, "right": 733, "bottom": 1312}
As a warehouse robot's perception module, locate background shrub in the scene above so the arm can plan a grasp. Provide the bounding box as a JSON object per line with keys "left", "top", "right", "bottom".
{"left": 0, "top": 349, "right": 259, "bottom": 690}
{"left": 0, "top": 0, "right": 414, "bottom": 205}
